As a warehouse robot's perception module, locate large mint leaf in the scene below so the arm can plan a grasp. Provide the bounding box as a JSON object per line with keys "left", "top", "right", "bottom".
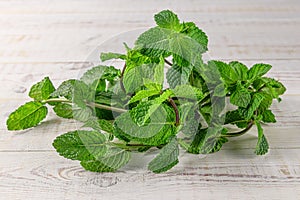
{"left": 229, "top": 61, "right": 248, "bottom": 81}
{"left": 230, "top": 83, "right": 251, "bottom": 108}
{"left": 80, "top": 147, "right": 131, "bottom": 172}
{"left": 248, "top": 63, "right": 272, "bottom": 81}
{"left": 166, "top": 63, "right": 193, "bottom": 88}
{"left": 171, "top": 84, "right": 203, "bottom": 100}
{"left": 209, "top": 60, "right": 238, "bottom": 85}
{"left": 154, "top": 10, "right": 181, "bottom": 31}
{"left": 135, "top": 26, "right": 206, "bottom": 61}
{"left": 52, "top": 130, "right": 107, "bottom": 161}
{"left": 181, "top": 22, "right": 208, "bottom": 52}
{"left": 123, "top": 63, "right": 157, "bottom": 93}
{"left": 114, "top": 105, "right": 176, "bottom": 146}
{"left": 129, "top": 89, "right": 161, "bottom": 104}
{"left": 148, "top": 137, "right": 179, "bottom": 173}
{"left": 7, "top": 101, "right": 47, "bottom": 130}
{"left": 29, "top": 77, "right": 55, "bottom": 101}
{"left": 53, "top": 103, "right": 73, "bottom": 119}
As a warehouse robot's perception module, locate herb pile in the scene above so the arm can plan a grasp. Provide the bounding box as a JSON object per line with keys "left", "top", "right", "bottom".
{"left": 7, "top": 10, "right": 286, "bottom": 173}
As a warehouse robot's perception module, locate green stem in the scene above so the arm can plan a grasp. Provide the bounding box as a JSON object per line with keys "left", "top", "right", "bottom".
{"left": 43, "top": 98, "right": 127, "bottom": 113}
{"left": 224, "top": 121, "right": 254, "bottom": 137}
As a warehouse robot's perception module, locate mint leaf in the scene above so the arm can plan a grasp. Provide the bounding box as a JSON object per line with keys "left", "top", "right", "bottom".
{"left": 254, "top": 121, "right": 269, "bottom": 155}
{"left": 180, "top": 22, "right": 208, "bottom": 52}
{"left": 52, "top": 130, "right": 107, "bottom": 161}
{"left": 129, "top": 89, "right": 161, "bottom": 104}
{"left": 114, "top": 106, "right": 176, "bottom": 146}
{"left": 7, "top": 101, "right": 48, "bottom": 130}
{"left": 230, "top": 83, "right": 251, "bottom": 108}
{"left": 209, "top": 60, "right": 238, "bottom": 85}
{"left": 201, "top": 136, "right": 228, "bottom": 154}
{"left": 100, "top": 52, "right": 126, "bottom": 62}
{"left": 80, "top": 65, "right": 120, "bottom": 85}
{"left": 148, "top": 137, "right": 179, "bottom": 173}
{"left": 80, "top": 147, "right": 131, "bottom": 172}
{"left": 229, "top": 61, "right": 248, "bottom": 81}
{"left": 261, "top": 110, "right": 276, "bottom": 123}
{"left": 83, "top": 118, "right": 114, "bottom": 134}
{"left": 248, "top": 63, "right": 272, "bottom": 81}
{"left": 167, "top": 63, "right": 193, "bottom": 88}
{"left": 154, "top": 10, "right": 181, "bottom": 31}
{"left": 171, "top": 84, "right": 203, "bottom": 100}
{"left": 29, "top": 77, "right": 55, "bottom": 101}
{"left": 51, "top": 79, "right": 76, "bottom": 100}
{"left": 123, "top": 63, "right": 156, "bottom": 93}
{"left": 53, "top": 103, "right": 73, "bottom": 119}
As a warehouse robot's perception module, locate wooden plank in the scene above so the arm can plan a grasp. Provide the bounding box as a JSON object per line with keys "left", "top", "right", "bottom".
{"left": 0, "top": 150, "right": 299, "bottom": 199}
{"left": 0, "top": 0, "right": 299, "bottom": 62}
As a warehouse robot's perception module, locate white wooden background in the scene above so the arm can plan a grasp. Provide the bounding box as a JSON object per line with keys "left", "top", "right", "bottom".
{"left": 0, "top": 0, "right": 300, "bottom": 199}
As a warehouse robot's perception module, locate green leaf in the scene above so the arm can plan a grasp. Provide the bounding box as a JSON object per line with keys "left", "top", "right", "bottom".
{"left": 154, "top": 10, "right": 181, "bottom": 31}
{"left": 248, "top": 63, "right": 272, "bottom": 81}
{"left": 209, "top": 60, "right": 238, "bottom": 85}
{"left": 52, "top": 130, "right": 107, "bottom": 161}
{"left": 114, "top": 105, "right": 176, "bottom": 146}
{"left": 80, "top": 65, "right": 121, "bottom": 85}
{"left": 187, "top": 128, "right": 207, "bottom": 154}
{"left": 171, "top": 84, "right": 203, "bottom": 100}
{"left": 135, "top": 26, "right": 206, "bottom": 61}
{"left": 148, "top": 137, "right": 179, "bottom": 173}
{"left": 154, "top": 57, "right": 165, "bottom": 85}
{"left": 129, "top": 89, "right": 161, "bottom": 104}
{"left": 130, "top": 90, "right": 172, "bottom": 126}
{"left": 201, "top": 136, "right": 228, "bottom": 154}
{"left": 166, "top": 63, "right": 193, "bottom": 88}
{"left": 230, "top": 83, "right": 251, "bottom": 108}
{"left": 100, "top": 52, "right": 126, "bottom": 62}
{"left": 53, "top": 103, "right": 73, "bottom": 119}
{"left": 180, "top": 22, "right": 208, "bottom": 52}
{"left": 83, "top": 118, "right": 114, "bottom": 134}
{"left": 229, "top": 61, "right": 248, "bottom": 81}
{"left": 247, "top": 93, "right": 265, "bottom": 119}
{"left": 261, "top": 110, "right": 276, "bottom": 123}
{"left": 29, "top": 77, "right": 55, "bottom": 101}
{"left": 80, "top": 147, "right": 131, "bottom": 172}
{"left": 254, "top": 121, "right": 269, "bottom": 155}
{"left": 123, "top": 63, "right": 156, "bottom": 93}
{"left": 7, "top": 101, "right": 48, "bottom": 130}
{"left": 51, "top": 79, "right": 76, "bottom": 100}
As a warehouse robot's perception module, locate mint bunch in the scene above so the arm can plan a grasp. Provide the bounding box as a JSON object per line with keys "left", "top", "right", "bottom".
{"left": 6, "top": 10, "right": 286, "bottom": 173}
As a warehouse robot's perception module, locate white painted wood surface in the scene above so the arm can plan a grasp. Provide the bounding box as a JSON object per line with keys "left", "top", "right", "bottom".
{"left": 0, "top": 0, "right": 299, "bottom": 199}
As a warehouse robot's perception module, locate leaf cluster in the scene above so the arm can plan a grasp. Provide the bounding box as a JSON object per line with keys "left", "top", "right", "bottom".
{"left": 6, "top": 10, "right": 286, "bottom": 173}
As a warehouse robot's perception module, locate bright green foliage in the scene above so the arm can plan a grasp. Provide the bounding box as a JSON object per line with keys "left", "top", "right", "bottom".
{"left": 255, "top": 121, "right": 269, "bottom": 155}
{"left": 148, "top": 137, "right": 179, "bottom": 173}
{"left": 29, "top": 77, "right": 55, "bottom": 101}
{"left": 7, "top": 101, "right": 48, "bottom": 130}
{"left": 6, "top": 9, "right": 286, "bottom": 173}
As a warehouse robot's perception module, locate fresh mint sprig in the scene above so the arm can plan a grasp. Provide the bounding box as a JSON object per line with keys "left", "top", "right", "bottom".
{"left": 6, "top": 10, "right": 286, "bottom": 173}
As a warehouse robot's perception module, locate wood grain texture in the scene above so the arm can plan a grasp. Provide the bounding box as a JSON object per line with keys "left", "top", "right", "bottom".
{"left": 0, "top": 0, "right": 299, "bottom": 199}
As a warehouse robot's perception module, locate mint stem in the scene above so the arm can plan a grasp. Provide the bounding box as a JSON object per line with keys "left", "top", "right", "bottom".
{"left": 43, "top": 98, "right": 127, "bottom": 113}
{"left": 168, "top": 97, "right": 180, "bottom": 126}
{"left": 224, "top": 121, "right": 254, "bottom": 137}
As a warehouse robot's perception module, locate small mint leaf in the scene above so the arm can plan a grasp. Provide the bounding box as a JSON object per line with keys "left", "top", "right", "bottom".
{"left": 254, "top": 121, "right": 269, "bottom": 155}
{"left": 100, "top": 52, "right": 126, "bottom": 62}
{"left": 230, "top": 83, "right": 251, "bottom": 108}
